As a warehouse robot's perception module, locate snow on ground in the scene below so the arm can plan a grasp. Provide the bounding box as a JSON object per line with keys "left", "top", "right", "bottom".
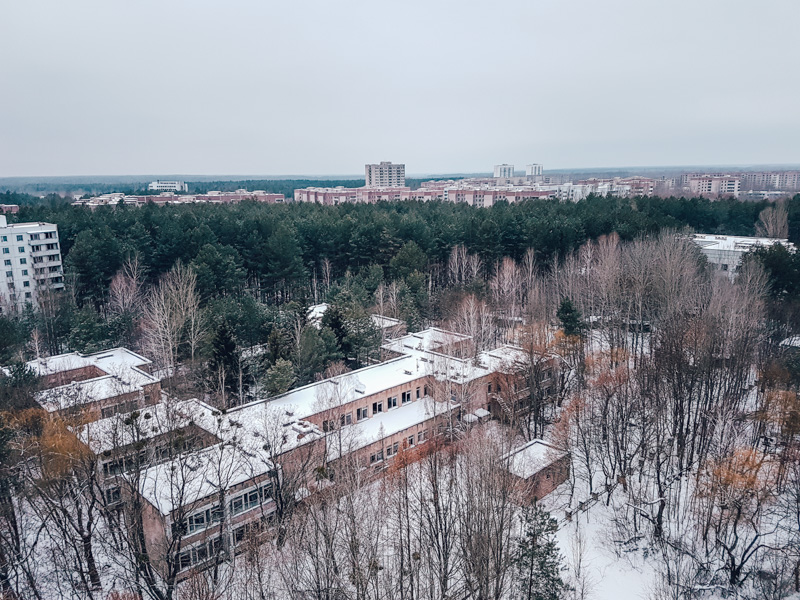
{"left": 543, "top": 478, "right": 658, "bottom": 600}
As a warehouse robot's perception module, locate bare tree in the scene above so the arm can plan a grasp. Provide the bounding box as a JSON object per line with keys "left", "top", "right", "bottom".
{"left": 142, "top": 262, "right": 205, "bottom": 390}
{"left": 755, "top": 203, "right": 789, "bottom": 239}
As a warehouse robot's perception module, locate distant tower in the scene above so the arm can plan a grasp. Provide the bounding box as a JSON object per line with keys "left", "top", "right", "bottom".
{"left": 526, "top": 164, "right": 543, "bottom": 177}
{"left": 365, "top": 162, "right": 406, "bottom": 187}
{"left": 493, "top": 164, "right": 514, "bottom": 178}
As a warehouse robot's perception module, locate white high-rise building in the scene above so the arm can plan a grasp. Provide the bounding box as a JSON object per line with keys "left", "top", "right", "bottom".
{"left": 0, "top": 215, "right": 64, "bottom": 312}
{"left": 365, "top": 162, "right": 406, "bottom": 187}
{"left": 688, "top": 175, "right": 740, "bottom": 197}
{"left": 148, "top": 180, "right": 188, "bottom": 193}
{"left": 493, "top": 164, "right": 515, "bottom": 178}
{"left": 525, "top": 164, "right": 543, "bottom": 177}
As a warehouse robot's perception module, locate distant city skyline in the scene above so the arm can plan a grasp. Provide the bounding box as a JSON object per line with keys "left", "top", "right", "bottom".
{"left": 2, "top": 0, "right": 799, "bottom": 177}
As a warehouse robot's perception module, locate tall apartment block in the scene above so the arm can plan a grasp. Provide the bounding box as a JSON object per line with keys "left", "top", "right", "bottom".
{"left": 0, "top": 215, "right": 64, "bottom": 312}
{"left": 365, "top": 162, "right": 405, "bottom": 188}
{"left": 688, "top": 175, "right": 740, "bottom": 197}
{"left": 493, "top": 164, "right": 515, "bottom": 178}
{"left": 525, "top": 164, "right": 543, "bottom": 177}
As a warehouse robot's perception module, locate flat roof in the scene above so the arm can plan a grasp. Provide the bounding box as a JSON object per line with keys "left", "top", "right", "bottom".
{"left": 371, "top": 314, "right": 403, "bottom": 329}
{"left": 21, "top": 348, "right": 159, "bottom": 412}
{"left": 76, "top": 398, "right": 219, "bottom": 455}
{"left": 137, "top": 443, "right": 274, "bottom": 516}
{"left": 326, "top": 396, "right": 458, "bottom": 459}
{"left": 692, "top": 233, "right": 794, "bottom": 253}
{"left": 0, "top": 221, "right": 58, "bottom": 231}
{"left": 24, "top": 347, "right": 151, "bottom": 376}
{"left": 236, "top": 353, "right": 428, "bottom": 422}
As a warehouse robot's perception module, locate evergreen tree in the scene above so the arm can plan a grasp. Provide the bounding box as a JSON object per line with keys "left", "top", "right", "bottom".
{"left": 514, "top": 504, "right": 567, "bottom": 600}
{"left": 67, "top": 307, "right": 109, "bottom": 353}
{"left": 263, "top": 358, "right": 295, "bottom": 397}
{"left": 321, "top": 304, "right": 350, "bottom": 357}
{"left": 557, "top": 298, "right": 584, "bottom": 338}
{"left": 208, "top": 320, "right": 244, "bottom": 402}
{"left": 295, "top": 326, "right": 342, "bottom": 385}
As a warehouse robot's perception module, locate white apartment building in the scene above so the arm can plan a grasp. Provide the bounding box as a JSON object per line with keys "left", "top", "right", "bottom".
{"left": 0, "top": 215, "right": 64, "bottom": 312}
{"left": 688, "top": 175, "right": 740, "bottom": 197}
{"left": 365, "top": 162, "right": 405, "bottom": 188}
{"left": 147, "top": 180, "right": 188, "bottom": 193}
{"left": 740, "top": 171, "right": 800, "bottom": 191}
{"left": 525, "top": 164, "right": 543, "bottom": 177}
{"left": 493, "top": 164, "right": 515, "bottom": 178}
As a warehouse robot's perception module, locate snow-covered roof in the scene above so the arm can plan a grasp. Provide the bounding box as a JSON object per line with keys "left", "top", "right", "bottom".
{"left": 503, "top": 439, "right": 567, "bottom": 480}
{"left": 370, "top": 314, "right": 403, "bottom": 329}
{"left": 306, "top": 303, "right": 329, "bottom": 328}
{"left": 137, "top": 443, "right": 274, "bottom": 516}
{"left": 780, "top": 336, "right": 800, "bottom": 348}
{"left": 692, "top": 233, "right": 794, "bottom": 253}
{"left": 326, "top": 397, "right": 458, "bottom": 459}
{"left": 27, "top": 348, "right": 160, "bottom": 413}
{"left": 36, "top": 369, "right": 159, "bottom": 413}
{"left": 243, "top": 354, "right": 429, "bottom": 422}
{"left": 383, "top": 328, "right": 472, "bottom": 355}
{"left": 24, "top": 347, "right": 151, "bottom": 377}
{"left": 76, "top": 398, "right": 219, "bottom": 455}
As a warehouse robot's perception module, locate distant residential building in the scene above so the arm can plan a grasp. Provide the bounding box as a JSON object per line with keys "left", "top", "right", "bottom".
{"left": 693, "top": 233, "right": 794, "bottom": 278}
{"left": 294, "top": 186, "right": 411, "bottom": 204}
{"left": 525, "top": 164, "right": 543, "bottom": 177}
{"left": 0, "top": 204, "right": 19, "bottom": 214}
{"left": 365, "top": 162, "right": 405, "bottom": 188}
{"left": 687, "top": 175, "right": 740, "bottom": 197}
{"left": 441, "top": 185, "right": 556, "bottom": 207}
{"left": 740, "top": 171, "right": 800, "bottom": 191}
{"left": 493, "top": 164, "right": 515, "bottom": 178}
{"left": 73, "top": 190, "right": 283, "bottom": 209}
{"left": 0, "top": 215, "right": 64, "bottom": 312}
{"left": 148, "top": 180, "right": 189, "bottom": 193}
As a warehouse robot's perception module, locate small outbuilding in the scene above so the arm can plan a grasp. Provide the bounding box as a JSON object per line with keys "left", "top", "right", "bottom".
{"left": 503, "top": 439, "right": 570, "bottom": 502}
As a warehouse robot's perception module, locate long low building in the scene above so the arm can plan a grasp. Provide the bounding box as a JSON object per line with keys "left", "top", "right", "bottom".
{"left": 39, "top": 326, "right": 562, "bottom": 580}
{"left": 693, "top": 233, "right": 795, "bottom": 277}
{"left": 73, "top": 190, "right": 284, "bottom": 209}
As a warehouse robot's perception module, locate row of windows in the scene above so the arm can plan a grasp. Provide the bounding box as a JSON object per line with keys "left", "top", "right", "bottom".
{"left": 229, "top": 482, "right": 273, "bottom": 516}
{"left": 5, "top": 291, "right": 32, "bottom": 301}
{"left": 369, "top": 429, "right": 428, "bottom": 465}
{"left": 101, "top": 431, "right": 194, "bottom": 477}
{"left": 178, "top": 513, "right": 276, "bottom": 571}
{"left": 100, "top": 398, "right": 139, "bottom": 419}
{"left": 322, "top": 386, "right": 427, "bottom": 432}
{"left": 178, "top": 536, "right": 224, "bottom": 570}
{"left": 186, "top": 506, "right": 224, "bottom": 533}
{"left": 179, "top": 483, "right": 274, "bottom": 543}
{"left": 103, "top": 450, "right": 147, "bottom": 477}
{"left": 0, "top": 232, "right": 55, "bottom": 243}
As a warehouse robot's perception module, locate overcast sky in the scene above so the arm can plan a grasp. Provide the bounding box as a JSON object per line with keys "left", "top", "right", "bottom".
{"left": 1, "top": 0, "right": 798, "bottom": 177}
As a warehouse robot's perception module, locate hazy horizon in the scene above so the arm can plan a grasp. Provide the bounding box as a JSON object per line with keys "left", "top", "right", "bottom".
{"left": 4, "top": 163, "right": 800, "bottom": 185}
{"left": 2, "top": 0, "right": 799, "bottom": 177}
